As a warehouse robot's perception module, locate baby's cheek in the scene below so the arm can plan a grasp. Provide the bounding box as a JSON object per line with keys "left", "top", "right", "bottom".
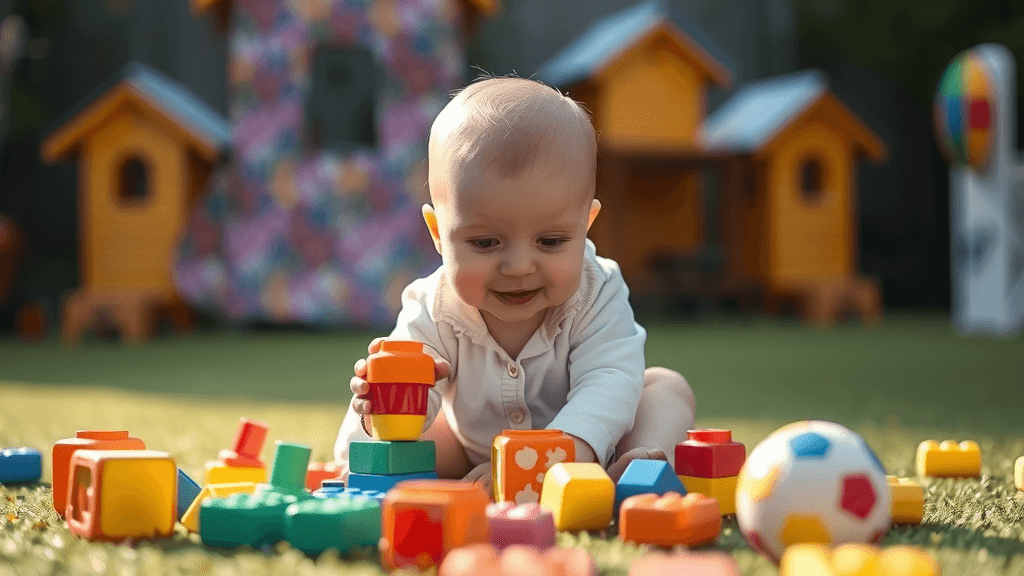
{"left": 448, "top": 259, "right": 490, "bottom": 303}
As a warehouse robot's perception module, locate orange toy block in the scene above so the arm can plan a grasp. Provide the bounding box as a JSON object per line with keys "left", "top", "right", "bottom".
{"left": 915, "top": 440, "right": 981, "bottom": 478}
{"left": 380, "top": 479, "right": 491, "bottom": 571}
{"left": 439, "top": 544, "right": 596, "bottom": 576}
{"left": 619, "top": 492, "right": 721, "bottom": 548}
{"left": 306, "top": 461, "right": 341, "bottom": 491}
{"left": 65, "top": 449, "right": 176, "bottom": 541}
{"left": 1015, "top": 457, "right": 1023, "bottom": 492}
{"left": 780, "top": 543, "right": 940, "bottom": 576}
{"left": 629, "top": 552, "right": 741, "bottom": 576}
{"left": 492, "top": 429, "right": 575, "bottom": 504}
{"left": 888, "top": 476, "right": 924, "bottom": 525}
{"left": 51, "top": 430, "right": 145, "bottom": 516}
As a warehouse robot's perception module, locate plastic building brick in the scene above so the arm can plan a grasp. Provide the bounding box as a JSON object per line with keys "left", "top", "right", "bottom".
{"left": 218, "top": 418, "right": 268, "bottom": 468}
{"left": 365, "top": 340, "right": 436, "bottom": 441}
{"left": 52, "top": 430, "right": 145, "bottom": 516}
{"left": 679, "top": 474, "right": 738, "bottom": 515}
{"left": 283, "top": 494, "right": 382, "bottom": 555}
{"left": 349, "top": 440, "right": 436, "bottom": 475}
{"left": 628, "top": 552, "right": 741, "bottom": 576}
{"left": 1015, "top": 456, "right": 1023, "bottom": 491}
{"left": 779, "top": 543, "right": 940, "bottom": 576}
{"left": 199, "top": 489, "right": 311, "bottom": 548}
{"left": 204, "top": 462, "right": 267, "bottom": 485}
{"left": 263, "top": 441, "right": 313, "bottom": 495}
{"left": 306, "top": 461, "right": 341, "bottom": 491}
{"left": 439, "top": 543, "right": 596, "bottom": 576}
{"left": 915, "top": 440, "right": 981, "bottom": 478}
{"left": 615, "top": 459, "right": 687, "bottom": 512}
{"left": 888, "top": 476, "right": 924, "bottom": 525}
{"left": 65, "top": 449, "right": 176, "bottom": 541}
{"left": 380, "top": 479, "right": 490, "bottom": 571}
{"left": 177, "top": 468, "right": 201, "bottom": 520}
{"left": 180, "top": 482, "right": 257, "bottom": 533}
{"left": 486, "top": 502, "right": 556, "bottom": 551}
{"left": 312, "top": 480, "right": 386, "bottom": 502}
{"left": 492, "top": 429, "right": 575, "bottom": 504}
{"left": 675, "top": 429, "right": 746, "bottom": 478}
{"left": 0, "top": 447, "right": 42, "bottom": 483}
{"left": 539, "top": 462, "right": 614, "bottom": 532}
{"left": 348, "top": 471, "right": 438, "bottom": 493}
{"left": 619, "top": 492, "right": 721, "bottom": 548}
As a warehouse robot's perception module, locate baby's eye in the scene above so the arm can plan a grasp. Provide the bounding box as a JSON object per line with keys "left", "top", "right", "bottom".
{"left": 469, "top": 238, "right": 498, "bottom": 249}
{"left": 539, "top": 237, "right": 568, "bottom": 248}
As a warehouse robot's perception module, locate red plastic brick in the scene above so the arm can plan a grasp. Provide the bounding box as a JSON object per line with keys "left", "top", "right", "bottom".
{"left": 675, "top": 429, "right": 745, "bottom": 478}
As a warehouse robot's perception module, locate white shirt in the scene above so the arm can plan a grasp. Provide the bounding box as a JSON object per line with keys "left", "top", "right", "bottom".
{"left": 334, "top": 239, "right": 647, "bottom": 470}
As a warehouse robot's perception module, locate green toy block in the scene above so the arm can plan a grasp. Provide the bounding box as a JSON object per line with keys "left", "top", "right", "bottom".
{"left": 349, "top": 440, "right": 436, "bottom": 475}
{"left": 267, "top": 441, "right": 313, "bottom": 495}
{"left": 199, "top": 489, "right": 314, "bottom": 548}
{"left": 284, "top": 494, "right": 382, "bottom": 555}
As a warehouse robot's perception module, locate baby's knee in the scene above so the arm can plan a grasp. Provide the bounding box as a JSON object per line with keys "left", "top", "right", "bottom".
{"left": 644, "top": 366, "right": 696, "bottom": 413}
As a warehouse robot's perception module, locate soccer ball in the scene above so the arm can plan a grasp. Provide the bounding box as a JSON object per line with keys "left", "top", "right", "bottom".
{"left": 735, "top": 420, "right": 891, "bottom": 563}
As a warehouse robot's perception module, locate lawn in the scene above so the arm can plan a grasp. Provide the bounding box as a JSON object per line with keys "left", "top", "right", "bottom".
{"left": 1, "top": 314, "right": 1022, "bottom": 575}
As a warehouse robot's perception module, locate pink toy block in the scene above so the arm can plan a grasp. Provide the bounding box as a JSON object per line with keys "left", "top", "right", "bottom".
{"left": 629, "top": 552, "right": 741, "bottom": 576}
{"left": 218, "top": 418, "right": 268, "bottom": 468}
{"left": 486, "top": 502, "right": 556, "bottom": 551}
{"left": 439, "top": 544, "right": 596, "bottom": 576}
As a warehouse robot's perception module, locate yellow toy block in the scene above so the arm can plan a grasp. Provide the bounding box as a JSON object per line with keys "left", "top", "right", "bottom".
{"left": 888, "top": 476, "right": 924, "bottom": 524}
{"left": 204, "top": 461, "right": 267, "bottom": 485}
{"left": 180, "top": 482, "right": 257, "bottom": 532}
{"left": 1014, "top": 456, "right": 1023, "bottom": 492}
{"left": 780, "top": 543, "right": 940, "bottom": 576}
{"left": 65, "top": 449, "right": 176, "bottom": 541}
{"left": 539, "top": 463, "right": 614, "bottom": 532}
{"left": 915, "top": 440, "right": 981, "bottom": 478}
{"left": 679, "top": 475, "right": 738, "bottom": 515}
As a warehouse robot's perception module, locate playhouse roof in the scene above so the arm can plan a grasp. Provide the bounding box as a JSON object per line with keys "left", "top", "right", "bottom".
{"left": 41, "top": 62, "right": 230, "bottom": 163}
{"left": 536, "top": 0, "right": 736, "bottom": 89}
{"left": 701, "top": 69, "right": 886, "bottom": 159}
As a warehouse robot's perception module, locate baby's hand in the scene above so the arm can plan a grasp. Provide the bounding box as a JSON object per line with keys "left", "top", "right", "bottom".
{"left": 464, "top": 462, "right": 493, "bottom": 496}
{"left": 350, "top": 337, "right": 451, "bottom": 415}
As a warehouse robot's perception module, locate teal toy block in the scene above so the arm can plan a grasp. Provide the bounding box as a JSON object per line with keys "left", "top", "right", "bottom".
{"left": 284, "top": 494, "right": 382, "bottom": 555}
{"left": 0, "top": 447, "right": 42, "bottom": 483}
{"left": 614, "top": 459, "right": 686, "bottom": 512}
{"left": 177, "top": 468, "right": 201, "bottom": 520}
{"left": 263, "top": 441, "right": 312, "bottom": 495}
{"left": 349, "top": 440, "right": 436, "bottom": 475}
{"left": 347, "top": 471, "right": 437, "bottom": 493}
{"left": 199, "top": 489, "right": 314, "bottom": 548}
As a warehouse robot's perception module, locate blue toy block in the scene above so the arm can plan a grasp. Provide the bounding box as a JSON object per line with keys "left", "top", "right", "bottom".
{"left": 176, "top": 468, "right": 202, "bottom": 520}
{"left": 347, "top": 471, "right": 437, "bottom": 494}
{"left": 284, "top": 494, "right": 381, "bottom": 555}
{"left": 614, "top": 459, "right": 686, "bottom": 512}
{"left": 312, "top": 481, "right": 385, "bottom": 502}
{"left": 0, "top": 447, "right": 42, "bottom": 483}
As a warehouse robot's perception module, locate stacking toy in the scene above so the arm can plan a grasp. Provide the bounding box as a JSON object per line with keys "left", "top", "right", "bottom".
{"left": 364, "top": 340, "right": 436, "bottom": 441}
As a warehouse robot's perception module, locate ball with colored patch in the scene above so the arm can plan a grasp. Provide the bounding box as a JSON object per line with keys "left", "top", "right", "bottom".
{"left": 934, "top": 48, "right": 995, "bottom": 167}
{"left": 734, "top": 420, "right": 891, "bottom": 563}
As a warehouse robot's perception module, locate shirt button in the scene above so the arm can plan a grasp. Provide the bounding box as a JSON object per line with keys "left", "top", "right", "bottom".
{"left": 507, "top": 362, "right": 518, "bottom": 377}
{"left": 510, "top": 411, "right": 525, "bottom": 424}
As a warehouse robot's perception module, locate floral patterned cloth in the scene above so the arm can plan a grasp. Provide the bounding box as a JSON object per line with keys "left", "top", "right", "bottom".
{"left": 175, "top": 0, "right": 469, "bottom": 327}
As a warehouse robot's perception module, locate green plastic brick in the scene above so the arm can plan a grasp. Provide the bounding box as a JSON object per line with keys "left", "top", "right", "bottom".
{"left": 349, "top": 440, "right": 436, "bottom": 475}
{"left": 284, "top": 495, "right": 382, "bottom": 555}
{"left": 269, "top": 441, "right": 313, "bottom": 494}
{"left": 199, "top": 489, "right": 314, "bottom": 548}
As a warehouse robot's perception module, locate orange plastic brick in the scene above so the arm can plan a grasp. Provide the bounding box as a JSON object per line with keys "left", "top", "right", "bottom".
{"left": 492, "top": 429, "right": 575, "bottom": 503}
{"left": 619, "top": 492, "right": 721, "bottom": 548}
{"left": 51, "top": 430, "right": 145, "bottom": 517}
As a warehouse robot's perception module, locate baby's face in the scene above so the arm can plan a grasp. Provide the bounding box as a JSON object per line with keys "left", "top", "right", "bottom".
{"left": 426, "top": 155, "right": 598, "bottom": 331}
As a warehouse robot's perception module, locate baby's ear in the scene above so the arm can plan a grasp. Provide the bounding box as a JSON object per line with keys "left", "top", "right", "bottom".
{"left": 422, "top": 204, "right": 443, "bottom": 255}
{"left": 587, "top": 199, "right": 601, "bottom": 231}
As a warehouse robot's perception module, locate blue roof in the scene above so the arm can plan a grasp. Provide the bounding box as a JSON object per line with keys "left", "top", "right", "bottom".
{"left": 536, "top": 0, "right": 737, "bottom": 88}
{"left": 701, "top": 69, "right": 828, "bottom": 152}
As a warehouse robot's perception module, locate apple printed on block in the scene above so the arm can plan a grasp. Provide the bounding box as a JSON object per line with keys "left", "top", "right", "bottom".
{"left": 546, "top": 447, "right": 568, "bottom": 468}
{"left": 515, "top": 447, "right": 538, "bottom": 470}
{"left": 515, "top": 483, "right": 540, "bottom": 504}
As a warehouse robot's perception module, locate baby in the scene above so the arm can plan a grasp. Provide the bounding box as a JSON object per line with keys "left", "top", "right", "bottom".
{"left": 334, "top": 76, "right": 696, "bottom": 490}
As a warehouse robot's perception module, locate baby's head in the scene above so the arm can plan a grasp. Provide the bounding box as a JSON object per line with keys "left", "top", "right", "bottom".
{"left": 423, "top": 77, "right": 602, "bottom": 331}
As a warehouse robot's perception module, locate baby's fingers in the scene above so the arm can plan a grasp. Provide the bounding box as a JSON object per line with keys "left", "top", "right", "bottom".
{"left": 367, "top": 337, "right": 387, "bottom": 354}
{"left": 350, "top": 375, "right": 369, "bottom": 396}
{"left": 352, "top": 397, "right": 372, "bottom": 414}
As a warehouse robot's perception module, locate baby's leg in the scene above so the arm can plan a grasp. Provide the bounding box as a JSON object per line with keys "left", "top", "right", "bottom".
{"left": 420, "top": 407, "right": 475, "bottom": 480}
{"left": 613, "top": 367, "right": 695, "bottom": 474}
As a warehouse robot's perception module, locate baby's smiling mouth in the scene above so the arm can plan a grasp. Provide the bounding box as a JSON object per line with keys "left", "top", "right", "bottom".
{"left": 493, "top": 287, "right": 541, "bottom": 303}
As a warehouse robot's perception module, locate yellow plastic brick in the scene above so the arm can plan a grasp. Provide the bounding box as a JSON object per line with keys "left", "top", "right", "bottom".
{"left": 539, "top": 463, "right": 614, "bottom": 531}
{"left": 679, "top": 475, "right": 738, "bottom": 515}
{"left": 204, "top": 461, "right": 267, "bottom": 485}
{"left": 780, "top": 544, "right": 940, "bottom": 576}
{"left": 1014, "top": 456, "right": 1023, "bottom": 492}
{"left": 915, "top": 440, "right": 980, "bottom": 478}
{"left": 887, "top": 476, "right": 924, "bottom": 524}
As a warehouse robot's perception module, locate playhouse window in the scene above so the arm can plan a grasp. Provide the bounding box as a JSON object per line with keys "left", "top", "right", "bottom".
{"left": 306, "top": 45, "right": 378, "bottom": 152}
{"left": 118, "top": 156, "right": 150, "bottom": 204}
{"left": 798, "top": 157, "right": 825, "bottom": 203}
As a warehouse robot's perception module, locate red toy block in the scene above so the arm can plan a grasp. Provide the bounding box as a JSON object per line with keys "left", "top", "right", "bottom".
{"left": 619, "top": 492, "right": 721, "bottom": 548}
{"left": 380, "top": 480, "right": 490, "bottom": 571}
{"left": 218, "top": 418, "right": 268, "bottom": 468}
{"left": 306, "top": 461, "right": 341, "bottom": 492}
{"left": 629, "top": 551, "right": 741, "bottom": 576}
{"left": 674, "top": 429, "right": 745, "bottom": 478}
{"left": 51, "top": 430, "right": 146, "bottom": 517}
{"left": 439, "top": 544, "right": 596, "bottom": 576}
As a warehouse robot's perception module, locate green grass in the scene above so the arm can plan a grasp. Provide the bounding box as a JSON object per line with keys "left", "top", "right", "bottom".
{"left": 1, "top": 314, "right": 1023, "bottom": 575}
